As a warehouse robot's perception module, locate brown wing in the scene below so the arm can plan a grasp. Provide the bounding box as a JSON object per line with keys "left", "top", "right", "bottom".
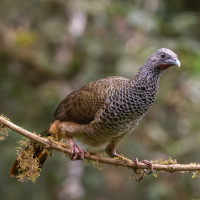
{"left": 53, "top": 76, "right": 129, "bottom": 124}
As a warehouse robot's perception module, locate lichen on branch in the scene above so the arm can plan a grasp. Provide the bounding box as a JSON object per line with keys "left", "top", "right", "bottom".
{"left": 0, "top": 115, "right": 9, "bottom": 141}
{"left": 16, "top": 140, "right": 41, "bottom": 182}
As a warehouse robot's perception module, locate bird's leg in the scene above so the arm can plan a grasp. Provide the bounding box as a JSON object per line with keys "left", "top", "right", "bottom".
{"left": 105, "top": 141, "right": 153, "bottom": 181}
{"left": 49, "top": 120, "right": 85, "bottom": 161}
{"left": 133, "top": 158, "right": 154, "bottom": 181}
{"left": 69, "top": 137, "right": 84, "bottom": 161}
{"left": 105, "top": 140, "right": 132, "bottom": 163}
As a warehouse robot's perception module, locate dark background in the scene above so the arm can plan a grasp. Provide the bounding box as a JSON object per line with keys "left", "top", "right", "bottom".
{"left": 1, "top": 0, "right": 200, "bottom": 199}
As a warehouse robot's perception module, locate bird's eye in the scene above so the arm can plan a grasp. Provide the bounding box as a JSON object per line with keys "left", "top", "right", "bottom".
{"left": 161, "top": 53, "right": 166, "bottom": 58}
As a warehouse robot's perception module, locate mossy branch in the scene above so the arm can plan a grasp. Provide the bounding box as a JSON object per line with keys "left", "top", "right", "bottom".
{"left": 1, "top": 116, "right": 200, "bottom": 175}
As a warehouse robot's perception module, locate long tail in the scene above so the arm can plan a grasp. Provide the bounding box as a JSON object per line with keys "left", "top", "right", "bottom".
{"left": 9, "top": 129, "right": 50, "bottom": 177}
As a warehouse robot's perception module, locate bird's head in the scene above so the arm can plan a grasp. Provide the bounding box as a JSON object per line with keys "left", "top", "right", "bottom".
{"left": 136, "top": 48, "right": 181, "bottom": 80}
{"left": 147, "top": 48, "right": 181, "bottom": 71}
{"left": 136, "top": 48, "right": 180, "bottom": 81}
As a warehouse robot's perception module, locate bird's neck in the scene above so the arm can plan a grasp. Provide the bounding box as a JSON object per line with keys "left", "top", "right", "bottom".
{"left": 130, "top": 64, "right": 161, "bottom": 95}
{"left": 134, "top": 64, "right": 161, "bottom": 83}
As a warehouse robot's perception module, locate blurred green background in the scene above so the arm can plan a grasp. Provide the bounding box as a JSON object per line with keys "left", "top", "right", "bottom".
{"left": 1, "top": 0, "right": 200, "bottom": 199}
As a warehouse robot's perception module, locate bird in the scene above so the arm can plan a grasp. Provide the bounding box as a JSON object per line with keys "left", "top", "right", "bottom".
{"left": 9, "top": 48, "right": 181, "bottom": 177}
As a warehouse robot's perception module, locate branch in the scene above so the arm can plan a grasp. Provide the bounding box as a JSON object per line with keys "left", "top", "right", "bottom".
{"left": 1, "top": 116, "right": 200, "bottom": 175}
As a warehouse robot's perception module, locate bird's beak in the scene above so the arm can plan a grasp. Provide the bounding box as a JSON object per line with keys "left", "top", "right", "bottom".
{"left": 165, "top": 58, "right": 181, "bottom": 68}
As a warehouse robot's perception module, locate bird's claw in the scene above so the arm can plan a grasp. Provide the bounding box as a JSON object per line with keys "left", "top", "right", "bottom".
{"left": 69, "top": 138, "right": 84, "bottom": 161}
{"left": 133, "top": 158, "right": 153, "bottom": 181}
{"left": 141, "top": 159, "right": 153, "bottom": 174}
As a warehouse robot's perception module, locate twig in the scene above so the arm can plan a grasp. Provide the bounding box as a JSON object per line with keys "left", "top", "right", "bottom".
{"left": 1, "top": 116, "right": 200, "bottom": 173}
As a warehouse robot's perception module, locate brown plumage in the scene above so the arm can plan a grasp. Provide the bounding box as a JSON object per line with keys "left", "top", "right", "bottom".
{"left": 10, "top": 48, "right": 180, "bottom": 177}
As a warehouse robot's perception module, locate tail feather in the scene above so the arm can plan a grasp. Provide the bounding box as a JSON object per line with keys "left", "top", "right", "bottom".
{"left": 9, "top": 159, "right": 21, "bottom": 177}
{"left": 9, "top": 129, "right": 50, "bottom": 177}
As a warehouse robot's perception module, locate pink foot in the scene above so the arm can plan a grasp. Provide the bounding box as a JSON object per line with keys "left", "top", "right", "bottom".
{"left": 133, "top": 158, "right": 154, "bottom": 181}
{"left": 141, "top": 159, "right": 154, "bottom": 174}
{"left": 69, "top": 137, "right": 84, "bottom": 161}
